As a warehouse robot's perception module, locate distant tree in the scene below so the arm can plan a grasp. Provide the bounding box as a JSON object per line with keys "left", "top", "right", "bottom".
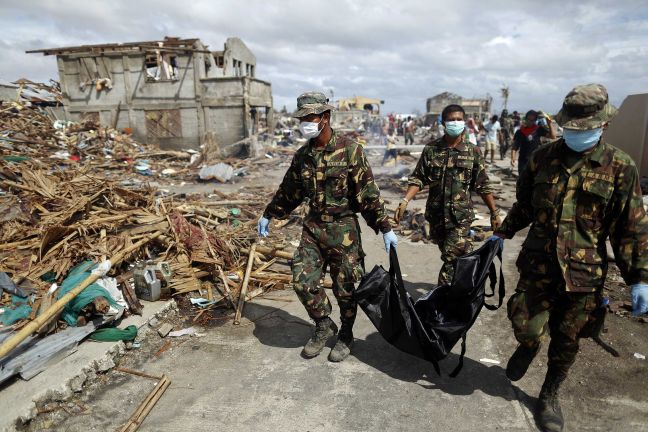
{"left": 281, "top": 105, "right": 288, "bottom": 114}
{"left": 500, "top": 85, "right": 510, "bottom": 110}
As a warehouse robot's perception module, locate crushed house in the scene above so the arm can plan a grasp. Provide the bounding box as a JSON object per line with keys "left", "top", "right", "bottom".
{"left": 27, "top": 37, "right": 273, "bottom": 151}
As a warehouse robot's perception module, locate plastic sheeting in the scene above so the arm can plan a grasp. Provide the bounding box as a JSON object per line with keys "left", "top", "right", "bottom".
{"left": 355, "top": 239, "right": 505, "bottom": 376}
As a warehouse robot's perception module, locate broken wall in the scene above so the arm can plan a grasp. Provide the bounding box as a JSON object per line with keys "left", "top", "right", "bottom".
{"left": 201, "top": 77, "right": 272, "bottom": 147}
{"left": 0, "top": 84, "right": 19, "bottom": 102}
{"left": 58, "top": 51, "right": 203, "bottom": 149}
{"left": 223, "top": 37, "right": 256, "bottom": 78}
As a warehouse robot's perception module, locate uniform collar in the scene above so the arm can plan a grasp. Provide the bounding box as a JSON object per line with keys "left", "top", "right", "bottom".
{"left": 558, "top": 138, "right": 609, "bottom": 167}
{"left": 307, "top": 128, "right": 341, "bottom": 153}
{"left": 434, "top": 136, "right": 468, "bottom": 151}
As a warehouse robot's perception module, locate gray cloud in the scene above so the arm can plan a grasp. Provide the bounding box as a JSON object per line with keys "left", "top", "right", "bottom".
{"left": 0, "top": 0, "right": 646, "bottom": 114}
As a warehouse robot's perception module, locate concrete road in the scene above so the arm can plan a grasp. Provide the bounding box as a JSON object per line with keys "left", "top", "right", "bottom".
{"left": 22, "top": 157, "right": 648, "bottom": 432}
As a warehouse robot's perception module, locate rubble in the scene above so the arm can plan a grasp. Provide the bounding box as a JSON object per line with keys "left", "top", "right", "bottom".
{"left": 0, "top": 111, "right": 303, "bottom": 380}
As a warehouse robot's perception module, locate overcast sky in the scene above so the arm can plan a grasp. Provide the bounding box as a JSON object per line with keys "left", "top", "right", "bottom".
{"left": 1, "top": 0, "right": 646, "bottom": 114}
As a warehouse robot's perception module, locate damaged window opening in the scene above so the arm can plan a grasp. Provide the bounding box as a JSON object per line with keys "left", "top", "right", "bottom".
{"left": 77, "top": 56, "right": 113, "bottom": 92}
{"left": 213, "top": 53, "right": 224, "bottom": 68}
{"left": 144, "top": 52, "right": 179, "bottom": 82}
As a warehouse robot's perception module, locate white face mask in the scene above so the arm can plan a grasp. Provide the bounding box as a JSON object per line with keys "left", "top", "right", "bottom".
{"left": 299, "top": 119, "right": 322, "bottom": 139}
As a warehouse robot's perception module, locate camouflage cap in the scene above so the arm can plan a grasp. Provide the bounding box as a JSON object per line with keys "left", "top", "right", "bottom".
{"left": 292, "top": 91, "right": 335, "bottom": 118}
{"left": 555, "top": 83, "right": 617, "bottom": 130}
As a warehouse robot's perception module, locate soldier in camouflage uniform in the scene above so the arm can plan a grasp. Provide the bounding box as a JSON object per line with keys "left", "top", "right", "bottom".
{"left": 258, "top": 92, "right": 398, "bottom": 362}
{"left": 394, "top": 104, "right": 502, "bottom": 285}
{"left": 499, "top": 109, "right": 513, "bottom": 160}
{"left": 494, "top": 84, "right": 648, "bottom": 432}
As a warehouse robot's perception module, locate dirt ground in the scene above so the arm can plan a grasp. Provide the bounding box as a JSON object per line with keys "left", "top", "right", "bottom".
{"left": 19, "top": 142, "right": 648, "bottom": 432}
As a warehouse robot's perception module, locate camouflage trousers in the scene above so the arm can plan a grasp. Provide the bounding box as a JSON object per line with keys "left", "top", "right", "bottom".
{"left": 507, "top": 267, "right": 601, "bottom": 379}
{"left": 429, "top": 221, "right": 473, "bottom": 286}
{"left": 292, "top": 215, "right": 364, "bottom": 326}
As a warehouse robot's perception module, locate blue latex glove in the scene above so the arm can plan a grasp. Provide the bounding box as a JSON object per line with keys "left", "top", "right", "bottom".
{"left": 383, "top": 230, "right": 398, "bottom": 253}
{"left": 257, "top": 216, "right": 270, "bottom": 237}
{"left": 631, "top": 284, "right": 648, "bottom": 316}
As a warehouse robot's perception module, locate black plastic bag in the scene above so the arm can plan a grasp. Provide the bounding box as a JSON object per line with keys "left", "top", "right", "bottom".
{"left": 354, "top": 239, "right": 505, "bottom": 376}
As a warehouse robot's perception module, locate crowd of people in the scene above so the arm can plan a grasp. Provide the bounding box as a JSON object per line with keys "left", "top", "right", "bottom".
{"left": 377, "top": 107, "right": 560, "bottom": 172}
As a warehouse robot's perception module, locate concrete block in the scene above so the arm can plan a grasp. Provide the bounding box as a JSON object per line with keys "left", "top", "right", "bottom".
{"left": 158, "top": 323, "right": 174, "bottom": 338}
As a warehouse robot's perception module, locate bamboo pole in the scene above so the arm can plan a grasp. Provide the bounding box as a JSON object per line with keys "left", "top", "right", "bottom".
{"left": 115, "top": 367, "right": 163, "bottom": 381}
{"left": 119, "top": 375, "right": 170, "bottom": 432}
{"left": 216, "top": 266, "right": 236, "bottom": 308}
{"left": 234, "top": 243, "right": 256, "bottom": 325}
{"left": 244, "top": 245, "right": 293, "bottom": 260}
{"left": 0, "top": 231, "right": 163, "bottom": 360}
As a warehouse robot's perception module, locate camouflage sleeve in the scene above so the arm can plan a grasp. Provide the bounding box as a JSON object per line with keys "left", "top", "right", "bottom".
{"left": 609, "top": 165, "right": 648, "bottom": 285}
{"left": 471, "top": 149, "right": 493, "bottom": 195}
{"left": 407, "top": 148, "right": 429, "bottom": 189}
{"left": 263, "top": 155, "right": 303, "bottom": 220}
{"left": 496, "top": 152, "right": 536, "bottom": 238}
{"left": 349, "top": 144, "right": 391, "bottom": 234}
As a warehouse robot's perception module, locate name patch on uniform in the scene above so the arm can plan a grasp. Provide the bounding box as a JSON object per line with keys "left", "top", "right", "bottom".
{"left": 327, "top": 161, "right": 347, "bottom": 167}
{"left": 584, "top": 172, "right": 614, "bottom": 183}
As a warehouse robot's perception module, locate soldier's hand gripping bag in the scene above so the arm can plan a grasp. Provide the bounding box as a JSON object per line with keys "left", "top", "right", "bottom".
{"left": 354, "top": 240, "right": 505, "bottom": 377}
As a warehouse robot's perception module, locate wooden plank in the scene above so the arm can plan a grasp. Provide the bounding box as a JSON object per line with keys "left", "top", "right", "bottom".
{"left": 234, "top": 243, "right": 256, "bottom": 325}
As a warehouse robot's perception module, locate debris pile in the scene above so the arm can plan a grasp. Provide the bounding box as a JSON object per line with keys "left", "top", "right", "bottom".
{"left": 0, "top": 160, "right": 301, "bottom": 376}
{"left": 0, "top": 104, "right": 197, "bottom": 181}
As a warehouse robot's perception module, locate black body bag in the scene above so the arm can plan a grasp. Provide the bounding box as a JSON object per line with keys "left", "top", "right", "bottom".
{"left": 354, "top": 239, "right": 505, "bottom": 377}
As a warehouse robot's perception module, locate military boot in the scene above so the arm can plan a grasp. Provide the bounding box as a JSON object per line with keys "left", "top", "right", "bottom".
{"left": 302, "top": 317, "right": 338, "bottom": 358}
{"left": 328, "top": 325, "right": 354, "bottom": 362}
{"left": 506, "top": 343, "right": 541, "bottom": 381}
{"left": 536, "top": 370, "right": 565, "bottom": 432}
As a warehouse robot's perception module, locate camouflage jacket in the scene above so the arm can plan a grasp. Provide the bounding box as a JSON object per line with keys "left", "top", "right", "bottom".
{"left": 264, "top": 131, "right": 391, "bottom": 233}
{"left": 498, "top": 139, "right": 648, "bottom": 292}
{"left": 408, "top": 137, "right": 492, "bottom": 227}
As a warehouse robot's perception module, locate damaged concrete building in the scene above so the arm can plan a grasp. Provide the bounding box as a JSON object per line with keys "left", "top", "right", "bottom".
{"left": 424, "top": 92, "right": 492, "bottom": 125}
{"left": 27, "top": 37, "right": 273, "bottom": 151}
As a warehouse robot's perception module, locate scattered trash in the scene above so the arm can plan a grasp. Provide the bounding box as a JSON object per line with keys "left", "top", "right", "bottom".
{"left": 479, "top": 358, "right": 501, "bottom": 365}
{"left": 190, "top": 298, "right": 217, "bottom": 308}
{"left": 634, "top": 353, "right": 646, "bottom": 360}
{"left": 199, "top": 163, "right": 234, "bottom": 182}
{"left": 90, "top": 325, "right": 138, "bottom": 342}
{"left": 168, "top": 327, "right": 196, "bottom": 337}
{"left": 0, "top": 272, "right": 28, "bottom": 298}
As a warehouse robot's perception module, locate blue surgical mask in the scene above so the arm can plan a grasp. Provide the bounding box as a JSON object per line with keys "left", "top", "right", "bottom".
{"left": 563, "top": 128, "right": 603, "bottom": 152}
{"left": 444, "top": 120, "right": 465, "bottom": 137}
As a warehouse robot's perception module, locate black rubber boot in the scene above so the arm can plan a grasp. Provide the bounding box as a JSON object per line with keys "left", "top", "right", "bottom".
{"left": 328, "top": 325, "right": 354, "bottom": 362}
{"left": 536, "top": 370, "right": 565, "bottom": 432}
{"left": 506, "top": 343, "right": 541, "bottom": 381}
{"left": 302, "top": 317, "right": 338, "bottom": 358}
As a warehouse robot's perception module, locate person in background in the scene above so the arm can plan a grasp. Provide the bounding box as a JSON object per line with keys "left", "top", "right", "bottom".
{"left": 494, "top": 83, "right": 648, "bottom": 432}
{"left": 499, "top": 109, "right": 513, "bottom": 160}
{"left": 512, "top": 110, "right": 521, "bottom": 132}
{"left": 382, "top": 130, "right": 399, "bottom": 166}
{"left": 483, "top": 114, "right": 501, "bottom": 163}
{"left": 465, "top": 117, "right": 480, "bottom": 146}
{"left": 404, "top": 116, "right": 416, "bottom": 145}
{"left": 511, "top": 110, "right": 556, "bottom": 174}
